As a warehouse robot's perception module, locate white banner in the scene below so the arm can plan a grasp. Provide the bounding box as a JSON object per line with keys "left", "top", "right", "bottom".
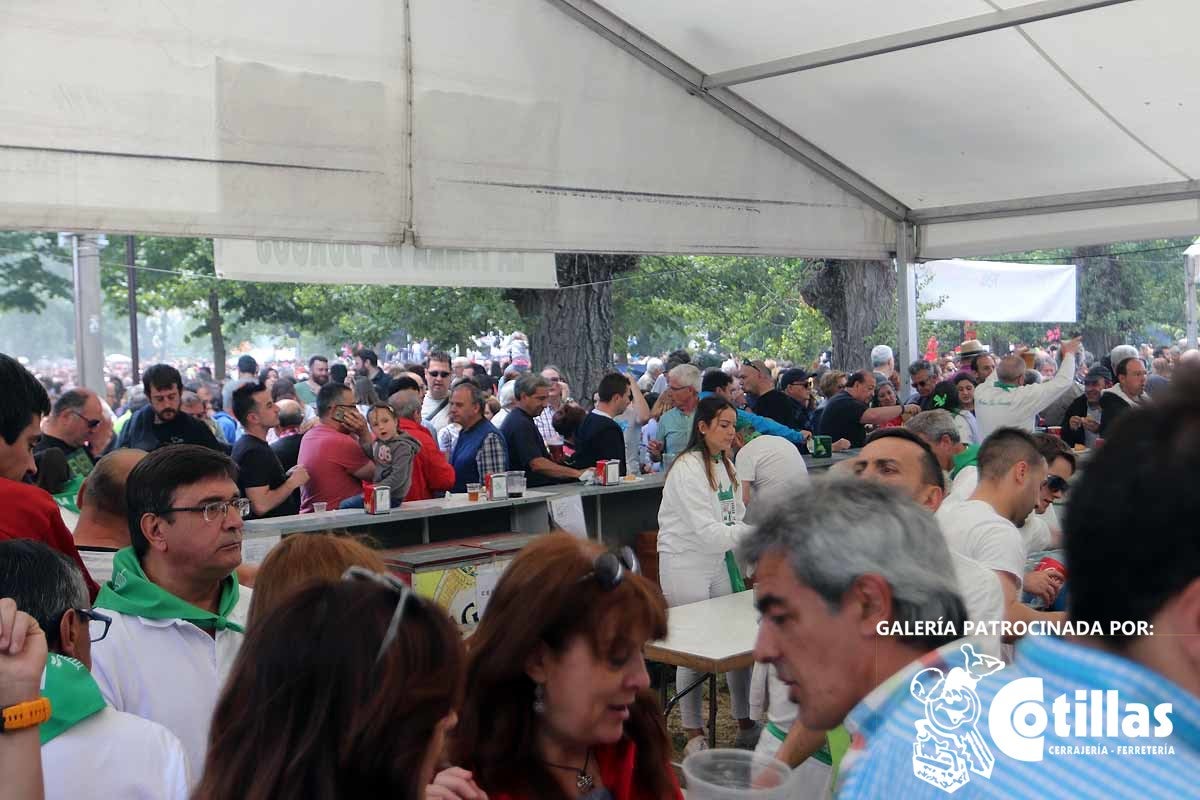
{"left": 917, "top": 260, "right": 1076, "bottom": 323}
{"left": 214, "top": 239, "right": 558, "bottom": 288}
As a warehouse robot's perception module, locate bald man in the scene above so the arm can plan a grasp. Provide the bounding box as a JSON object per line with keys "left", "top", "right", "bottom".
{"left": 72, "top": 448, "right": 148, "bottom": 584}
{"left": 269, "top": 398, "right": 306, "bottom": 473}
{"left": 975, "top": 338, "right": 1081, "bottom": 439}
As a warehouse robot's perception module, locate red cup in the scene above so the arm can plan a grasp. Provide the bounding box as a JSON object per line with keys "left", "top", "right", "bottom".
{"left": 1047, "top": 426, "right": 1062, "bottom": 438}
{"left": 1036, "top": 556, "right": 1067, "bottom": 581}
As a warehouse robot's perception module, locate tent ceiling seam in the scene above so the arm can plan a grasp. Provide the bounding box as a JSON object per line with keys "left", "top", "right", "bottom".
{"left": 983, "top": 1, "right": 1193, "bottom": 182}
{"left": 910, "top": 180, "right": 1200, "bottom": 224}
{"left": 545, "top": 0, "right": 908, "bottom": 222}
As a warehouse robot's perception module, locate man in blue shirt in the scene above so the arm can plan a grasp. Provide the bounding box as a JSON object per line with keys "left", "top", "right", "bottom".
{"left": 648, "top": 364, "right": 701, "bottom": 469}
{"left": 835, "top": 375, "right": 1200, "bottom": 797}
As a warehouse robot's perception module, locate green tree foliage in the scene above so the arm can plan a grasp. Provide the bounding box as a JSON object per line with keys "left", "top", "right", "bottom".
{"left": 0, "top": 232, "right": 72, "bottom": 313}
{"left": 612, "top": 256, "right": 830, "bottom": 365}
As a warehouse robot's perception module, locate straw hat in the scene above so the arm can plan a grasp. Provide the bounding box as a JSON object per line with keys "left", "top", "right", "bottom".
{"left": 957, "top": 339, "right": 990, "bottom": 359}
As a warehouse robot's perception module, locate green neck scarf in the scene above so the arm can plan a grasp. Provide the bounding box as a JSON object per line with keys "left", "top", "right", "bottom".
{"left": 994, "top": 382, "right": 1017, "bottom": 391}
{"left": 40, "top": 654, "right": 106, "bottom": 745}
{"left": 950, "top": 444, "right": 981, "bottom": 480}
{"left": 95, "top": 548, "right": 244, "bottom": 633}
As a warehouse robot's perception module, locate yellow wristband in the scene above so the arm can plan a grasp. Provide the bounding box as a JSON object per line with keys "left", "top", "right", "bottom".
{"left": 1, "top": 697, "right": 51, "bottom": 732}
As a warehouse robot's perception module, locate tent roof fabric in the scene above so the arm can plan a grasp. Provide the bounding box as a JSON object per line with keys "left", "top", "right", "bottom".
{"left": 2, "top": 0, "right": 1197, "bottom": 259}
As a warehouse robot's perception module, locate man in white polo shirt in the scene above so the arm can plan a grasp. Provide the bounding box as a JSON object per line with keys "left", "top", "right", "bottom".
{"left": 974, "top": 336, "right": 1081, "bottom": 439}
{"left": 936, "top": 427, "right": 1065, "bottom": 642}
{"left": 91, "top": 444, "right": 252, "bottom": 782}
{"left": 0, "top": 539, "right": 189, "bottom": 799}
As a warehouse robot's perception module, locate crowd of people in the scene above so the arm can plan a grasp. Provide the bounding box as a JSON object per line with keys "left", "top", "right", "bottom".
{"left": 1, "top": 325, "right": 1197, "bottom": 799}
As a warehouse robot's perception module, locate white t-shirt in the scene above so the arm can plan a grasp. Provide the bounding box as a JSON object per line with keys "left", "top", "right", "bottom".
{"left": 42, "top": 706, "right": 190, "bottom": 800}
{"left": 421, "top": 393, "right": 452, "bottom": 433}
{"left": 936, "top": 499, "right": 1025, "bottom": 585}
{"left": 91, "top": 587, "right": 252, "bottom": 784}
{"left": 76, "top": 547, "right": 117, "bottom": 585}
{"left": 948, "top": 552, "right": 1005, "bottom": 657}
{"left": 735, "top": 436, "right": 808, "bottom": 523}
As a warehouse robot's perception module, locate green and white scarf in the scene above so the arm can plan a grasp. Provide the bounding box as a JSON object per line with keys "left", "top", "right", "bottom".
{"left": 40, "top": 654, "right": 106, "bottom": 745}
{"left": 96, "top": 547, "right": 244, "bottom": 633}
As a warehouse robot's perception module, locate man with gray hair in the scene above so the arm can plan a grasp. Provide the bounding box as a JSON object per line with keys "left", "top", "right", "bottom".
{"left": 743, "top": 479, "right": 970, "bottom": 792}
{"left": 448, "top": 378, "right": 507, "bottom": 493}
{"left": 0, "top": 539, "right": 189, "bottom": 798}
{"left": 975, "top": 337, "right": 1082, "bottom": 439}
{"left": 870, "top": 344, "right": 895, "bottom": 382}
{"left": 390, "top": 387, "right": 454, "bottom": 501}
{"left": 499, "top": 372, "right": 584, "bottom": 486}
{"left": 905, "top": 409, "right": 973, "bottom": 478}
{"left": 648, "top": 363, "right": 702, "bottom": 468}
{"left": 638, "top": 356, "right": 664, "bottom": 391}
{"left": 33, "top": 388, "right": 105, "bottom": 481}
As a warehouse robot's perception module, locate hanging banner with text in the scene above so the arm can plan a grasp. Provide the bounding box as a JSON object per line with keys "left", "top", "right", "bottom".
{"left": 214, "top": 239, "right": 558, "bottom": 288}
{"left": 917, "top": 259, "right": 1076, "bottom": 323}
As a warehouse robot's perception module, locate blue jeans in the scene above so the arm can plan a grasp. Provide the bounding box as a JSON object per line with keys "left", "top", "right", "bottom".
{"left": 339, "top": 496, "right": 365, "bottom": 509}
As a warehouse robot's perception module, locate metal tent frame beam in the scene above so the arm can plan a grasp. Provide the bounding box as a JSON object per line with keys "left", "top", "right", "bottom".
{"left": 910, "top": 179, "right": 1200, "bottom": 225}
{"left": 546, "top": 0, "right": 909, "bottom": 221}
{"left": 702, "top": 0, "right": 1136, "bottom": 90}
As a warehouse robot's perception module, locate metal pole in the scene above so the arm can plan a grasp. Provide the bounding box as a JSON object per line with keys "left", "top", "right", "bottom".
{"left": 71, "top": 234, "right": 106, "bottom": 393}
{"left": 126, "top": 235, "right": 140, "bottom": 382}
{"left": 895, "top": 223, "right": 918, "bottom": 400}
{"left": 1186, "top": 252, "right": 1198, "bottom": 349}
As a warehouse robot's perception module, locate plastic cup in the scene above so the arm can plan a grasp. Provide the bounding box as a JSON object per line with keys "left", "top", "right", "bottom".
{"left": 466, "top": 483, "right": 482, "bottom": 501}
{"left": 313, "top": 502, "right": 328, "bottom": 513}
{"left": 508, "top": 471, "right": 526, "bottom": 498}
{"left": 683, "top": 749, "right": 792, "bottom": 799}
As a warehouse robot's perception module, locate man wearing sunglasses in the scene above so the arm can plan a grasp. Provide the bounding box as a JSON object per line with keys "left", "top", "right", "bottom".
{"left": 421, "top": 351, "right": 455, "bottom": 434}
{"left": 33, "top": 388, "right": 105, "bottom": 480}
{"left": 0, "top": 539, "right": 189, "bottom": 799}
{"left": 905, "top": 360, "right": 936, "bottom": 409}
{"left": 91, "top": 444, "right": 252, "bottom": 784}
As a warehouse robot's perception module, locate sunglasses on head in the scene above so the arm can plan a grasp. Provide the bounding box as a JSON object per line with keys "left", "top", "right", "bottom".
{"left": 579, "top": 547, "right": 641, "bottom": 591}
{"left": 1044, "top": 475, "right": 1070, "bottom": 493}
{"left": 342, "top": 566, "right": 413, "bottom": 665}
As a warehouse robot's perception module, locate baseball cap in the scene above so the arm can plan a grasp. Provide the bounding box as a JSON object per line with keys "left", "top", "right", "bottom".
{"left": 1085, "top": 365, "right": 1113, "bottom": 384}
{"left": 779, "top": 368, "right": 809, "bottom": 387}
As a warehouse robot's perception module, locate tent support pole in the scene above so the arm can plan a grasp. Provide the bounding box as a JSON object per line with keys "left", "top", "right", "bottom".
{"left": 895, "top": 224, "right": 918, "bottom": 400}
{"left": 1186, "top": 250, "right": 1198, "bottom": 349}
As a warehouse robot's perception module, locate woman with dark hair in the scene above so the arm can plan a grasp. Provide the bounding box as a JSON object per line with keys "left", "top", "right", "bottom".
{"left": 655, "top": 395, "right": 757, "bottom": 754}
{"left": 257, "top": 367, "right": 279, "bottom": 392}
{"left": 194, "top": 576, "right": 468, "bottom": 800}
{"left": 455, "top": 533, "right": 680, "bottom": 800}
{"left": 952, "top": 372, "right": 980, "bottom": 444}
{"left": 353, "top": 375, "right": 380, "bottom": 415}
{"left": 871, "top": 380, "right": 904, "bottom": 428}
{"left": 931, "top": 378, "right": 978, "bottom": 444}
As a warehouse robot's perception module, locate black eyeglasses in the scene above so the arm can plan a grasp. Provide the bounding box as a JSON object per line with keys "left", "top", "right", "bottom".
{"left": 1044, "top": 475, "right": 1070, "bottom": 493}
{"left": 70, "top": 410, "right": 103, "bottom": 429}
{"left": 342, "top": 566, "right": 412, "bottom": 664}
{"left": 55, "top": 607, "right": 112, "bottom": 642}
{"left": 580, "top": 547, "right": 641, "bottom": 591}
{"left": 427, "top": 370, "right": 451, "bottom": 378}
{"left": 159, "top": 498, "right": 251, "bottom": 523}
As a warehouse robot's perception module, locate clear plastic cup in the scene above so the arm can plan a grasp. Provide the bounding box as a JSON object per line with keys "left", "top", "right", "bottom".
{"left": 507, "top": 471, "right": 526, "bottom": 498}
{"left": 313, "top": 502, "right": 328, "bottom": 513}
{"left": 466, "top": 483, "right": 482, "bottom": 501}
{"left": 682, "top": 749, "right": 793, "bottom": 799}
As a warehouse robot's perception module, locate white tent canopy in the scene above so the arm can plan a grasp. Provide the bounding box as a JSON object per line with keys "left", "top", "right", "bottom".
{"left": 5, "top": 0, "right": 1197, "bottom": 260}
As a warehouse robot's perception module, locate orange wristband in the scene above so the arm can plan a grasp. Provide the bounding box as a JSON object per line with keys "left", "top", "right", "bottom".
{"left": 1, "top": 697, "right": 51, "bottom": 732}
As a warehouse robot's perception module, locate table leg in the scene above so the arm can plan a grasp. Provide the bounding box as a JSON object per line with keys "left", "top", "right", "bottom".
{"left": 708, "top": 673, "right": 717, "bottom": 749}
{"left": 594, "top": 495, "right": 603, "bottom": 541}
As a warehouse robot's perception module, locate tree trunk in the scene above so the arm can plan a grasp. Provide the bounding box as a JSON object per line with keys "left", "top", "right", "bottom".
{"left": 801, "top": 260, "right": 896, "bottom": 372}
{"left": 509, "top": 254, "right": 637, "bottom": 403}
{"left": 1074, "top": 245, "right": 1122, "bottom": 359}
{"left": 207, "top": 287, "right": 226, "bottom": 379}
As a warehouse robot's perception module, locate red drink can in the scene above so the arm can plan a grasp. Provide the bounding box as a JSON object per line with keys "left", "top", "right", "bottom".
{"left": 1047, "top": 426, "right": 1062, "bottom": 438}
{"left": 363, "top": 483, "right": 377, "bottom": 514}
{"left": 1036, "top": 556, "right": 1067, "bottom": 580}
{"left": 596, "top": 460, "right": 608, "bottom": 485}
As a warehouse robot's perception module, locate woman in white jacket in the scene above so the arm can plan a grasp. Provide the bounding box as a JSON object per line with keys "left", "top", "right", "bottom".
{"left": 657, "top": 395, "right": 758, "bottom": 754}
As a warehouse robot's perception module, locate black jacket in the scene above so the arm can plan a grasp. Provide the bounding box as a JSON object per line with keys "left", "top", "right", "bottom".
{"left": 116, "top": 405, "right": 223, "bottom": 452}
{"left": 569, "top": 412, "right": 627, "bottom": 476}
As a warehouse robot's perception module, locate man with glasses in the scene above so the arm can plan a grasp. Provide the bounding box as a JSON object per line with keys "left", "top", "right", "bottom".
{"left": 647, "top": 364, "right": 702, "bottom": 468}
{"left": 33, "top": 388, "right": 105, "bottom": 480}
{"left": 297, "top": 382, "right": 375, "bottom": 512}
{"left": 534, "top": 364, "right": 570, "bottom": 446}
{"left": 116, "top": 364, "right": 222, "bottom": 452}
{"left": 91, "top": 444, "right": 253, "bottom": 783}
{"left": 421, "top": 352, "right": 455, "bottom": 434}
{"left": 0, "top": 539, "right": 190, "bottom": 799}
{"left": 905, "top": 359, "right": 936, "bottom": 408}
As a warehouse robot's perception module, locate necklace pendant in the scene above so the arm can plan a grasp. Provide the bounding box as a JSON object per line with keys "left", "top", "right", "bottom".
{"left": 576, "top": 771, "right": 594, "bottom": 792}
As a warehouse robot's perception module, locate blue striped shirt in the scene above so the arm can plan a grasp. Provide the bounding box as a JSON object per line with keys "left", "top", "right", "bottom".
{"left": 837, "top": 635, "right": 1199, "bottom": 799}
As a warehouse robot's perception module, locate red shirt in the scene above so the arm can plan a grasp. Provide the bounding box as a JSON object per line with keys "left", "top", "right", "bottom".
{"left": 398, "top": 417, "right": 456, "bottom": 500}
{"left": 0, "top": 478, "right": 100, "bottom": 599}
{"left": 296, "top": 423, "right": 371, "bottom": 512}
{"left": 489, "top": 738, "right": 683, "bottom": 800}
